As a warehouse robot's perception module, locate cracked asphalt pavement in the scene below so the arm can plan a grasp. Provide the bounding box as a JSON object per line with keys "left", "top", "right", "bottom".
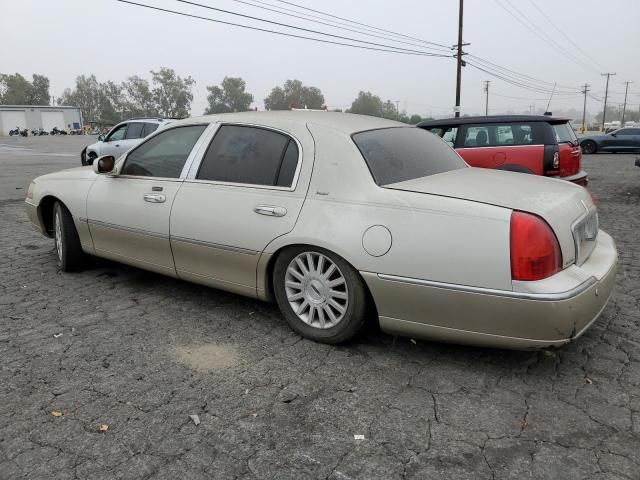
{"left": 1, "top": 136, "right": 639, "bottom": 479}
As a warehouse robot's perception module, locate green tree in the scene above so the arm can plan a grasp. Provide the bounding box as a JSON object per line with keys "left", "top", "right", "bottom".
{"left": 204, "top": 77, "right": 253, "bottom": 114}
{"left": 348, "top": 91, "right": 384, "bottom": 117}
{"left": 150, "top": 67, "right": 195, "bottom": 118}
{"left": 264, "top": 79, "right": 324, "bottom": 110}
{"left": 409, "top": 114, "right": 423, "bottom": 124}
{"left": 123, "top": 75, "right": 156, "bottom": 117}
{"left": 59, "top": 75, "right": 123, "bottom": 125}
{"left": 29, "top": 74, "right": 50, "bottom": 104}
{"left": 59, "top": 75, "right": 101, "bottom": 123}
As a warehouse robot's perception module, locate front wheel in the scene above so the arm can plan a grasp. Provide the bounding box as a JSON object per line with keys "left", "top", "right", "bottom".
{"left": 581, "top": 140, "right": 597, "bottom": 154}
{"left": 273, "top": 247, "right": 368, "bottom": 344}
{"left": 53, "top": 202, "right": 85, "bottom": 271}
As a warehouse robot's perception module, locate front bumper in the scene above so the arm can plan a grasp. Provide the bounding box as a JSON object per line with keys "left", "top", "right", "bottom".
{"left": 25, "top": 200, "right": 47, "bottom": 235}
{"left": 362, "top": 230, "right": 617, "bottom": 350}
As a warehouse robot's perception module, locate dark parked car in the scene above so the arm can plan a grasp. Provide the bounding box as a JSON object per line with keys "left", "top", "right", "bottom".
{"left": 418, "top": 115, "right": 587, "bottom": 186}
{"left": 579, "top": 128, "right": 640, "bottom": 154}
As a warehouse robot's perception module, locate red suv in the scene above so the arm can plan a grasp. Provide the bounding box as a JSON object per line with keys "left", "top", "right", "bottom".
{"left": 418, "top": 115, "right": 588, "bottom": 186}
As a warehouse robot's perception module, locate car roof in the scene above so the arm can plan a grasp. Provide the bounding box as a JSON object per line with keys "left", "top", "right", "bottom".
{"left": 417, "top": 115, "right": 571, "bottom": 128}
{"left": 178, "top": 111, "right": 406, "bottom": 134}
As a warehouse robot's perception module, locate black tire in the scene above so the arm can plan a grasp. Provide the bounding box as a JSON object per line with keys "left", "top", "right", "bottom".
{"left": 273, "top": 246, "right": 368, "bottom": 344}
{"left": 581, "top": 140, "right": 597, "bottom": 155}
{"left": 87, "top": 152, "right": 97, "bottom": 165}
{"left": 53, "top": 202, "right": 85, "bottom": 271}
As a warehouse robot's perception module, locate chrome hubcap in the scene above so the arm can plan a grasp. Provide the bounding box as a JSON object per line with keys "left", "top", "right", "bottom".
{"left": 285, "top": 252, "right": 348, "bottom": 329}
{"left": 54, "top": 211, "right": 63, "bottom": 261}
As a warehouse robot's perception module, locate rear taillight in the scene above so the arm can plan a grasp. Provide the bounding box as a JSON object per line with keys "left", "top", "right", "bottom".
{"left": 510, "top": 212, "right": 562, "bottom": 281}
{"left": 543, "top": 145, "right": 560, "bottom": 174}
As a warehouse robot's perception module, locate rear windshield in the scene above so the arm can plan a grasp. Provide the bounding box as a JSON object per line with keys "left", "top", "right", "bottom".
{"left": 352, "top": 127, "right": 467, "bottom": 186}
{"left": 553, "top": 123, "right": 578, "bottom": 144}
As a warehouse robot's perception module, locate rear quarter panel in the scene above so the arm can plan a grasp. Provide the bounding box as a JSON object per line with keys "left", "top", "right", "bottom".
{"left": 263, "top": 124, "right": 513, "bottom": 291}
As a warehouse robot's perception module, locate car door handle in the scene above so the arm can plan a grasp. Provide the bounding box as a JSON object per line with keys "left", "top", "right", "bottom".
{"left": 144, "top": 193, "right": 166, "bottom": 203}
{"left": 254, "top": 205, "right": 287, "bottom": 217}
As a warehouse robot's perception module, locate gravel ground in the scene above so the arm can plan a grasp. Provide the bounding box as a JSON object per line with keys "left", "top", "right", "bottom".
{"left": 0, "top": 136, "right": 639, "bottom": 480}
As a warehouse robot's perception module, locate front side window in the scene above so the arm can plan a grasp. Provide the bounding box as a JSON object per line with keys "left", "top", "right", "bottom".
{"left": 124, "top": 122, "right": 145, "bottom": 139}
{"left": 442, "top": 127, "right": 458, "bottom": 147}
{"left": 106, "top": 124, "right": 126, "bottom": 142}
{"left": 197, "top": 125, "right": 299, "bottom": 187}
{"left": 353, "top": 127, "right": 467, "bottom": 186}
{"left": 121, "top": 125, "right": 207, "bottom": 178}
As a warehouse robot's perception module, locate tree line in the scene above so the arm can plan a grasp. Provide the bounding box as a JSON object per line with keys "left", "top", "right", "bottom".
{"left": 0, "top": 69, "right": 434, "bottom": 125}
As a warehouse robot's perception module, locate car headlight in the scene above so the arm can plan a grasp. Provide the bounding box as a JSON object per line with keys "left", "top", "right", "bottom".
{"left": 27, "top": 182, "right": 35, "bottom": 200}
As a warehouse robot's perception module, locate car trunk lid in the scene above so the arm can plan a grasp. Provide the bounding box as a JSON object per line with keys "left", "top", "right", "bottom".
{"left": 387, "top": 168, "right": 597, "bottom": 268}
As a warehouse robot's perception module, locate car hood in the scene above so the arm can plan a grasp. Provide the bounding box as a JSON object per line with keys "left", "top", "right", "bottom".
{"left": 387, "top": 168, "right": 594, "bottom": 267}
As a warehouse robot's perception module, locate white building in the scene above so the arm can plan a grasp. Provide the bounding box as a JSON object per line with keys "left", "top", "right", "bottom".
{"left": 0, "top": 105, "right": 82, "bottom": 135}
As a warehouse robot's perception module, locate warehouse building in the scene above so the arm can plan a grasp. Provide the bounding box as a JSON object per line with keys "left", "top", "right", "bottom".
{"left": 0, "top": 105, "right": 82, "bottom": 135}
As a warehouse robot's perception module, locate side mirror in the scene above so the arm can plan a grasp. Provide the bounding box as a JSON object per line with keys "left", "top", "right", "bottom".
{"left": 611, "top": 133, "right": 617, "bottom": 137}
{"left": 92, "top": 155, "right": 116, "bottom": 174}
{"left": 98, "top": 134, "right": 105, "bottom": 142}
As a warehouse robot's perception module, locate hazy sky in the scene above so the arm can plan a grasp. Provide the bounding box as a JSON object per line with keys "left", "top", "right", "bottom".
{"left": 1, "top": 0, "right": 638, "bottom": 118}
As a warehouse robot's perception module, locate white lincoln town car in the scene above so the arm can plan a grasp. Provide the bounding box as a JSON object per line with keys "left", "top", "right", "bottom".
{"left": 25, "top": 112, "right": 617, "bottom": 349}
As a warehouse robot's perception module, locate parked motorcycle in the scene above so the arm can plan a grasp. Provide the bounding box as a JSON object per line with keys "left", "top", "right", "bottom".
{"left": 20, "top": 128, "right": 29, "bottom": 137}
{"left": 33, "top": 128, "right": 49, "bottom": 136}
{"left": 50, "top": 126, "right": 67, "bottom": 135}
{"left": 9, "top": 126, "right": 21, "bottom": 136}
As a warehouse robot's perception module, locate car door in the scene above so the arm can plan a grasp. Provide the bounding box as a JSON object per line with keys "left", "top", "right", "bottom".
{"left": 117, "top": 121, "right": 146, "bottom": 153}
{"left": 170, "top": 123, "right": 312, "bottom": 297}
{"left": 99, "top": 123, "right": 129, "bottom": 157}
{"left": 86, "top": 124, "right": 209, "bottom": 276}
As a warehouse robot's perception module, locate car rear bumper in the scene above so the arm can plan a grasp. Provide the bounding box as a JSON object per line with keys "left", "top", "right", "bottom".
{"left": 362, "top": 230, "right": 617, "bottom": 350}
{"left": 556, "top": 169, "right": 588, "bottom": 186}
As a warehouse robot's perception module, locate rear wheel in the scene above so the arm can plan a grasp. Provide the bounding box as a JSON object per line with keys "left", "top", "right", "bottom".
{"left": 53, "top": 202, "right": 85, "bottom": 271}
{"left": 581, "top": 140, "right": 597, "bottom": 154}
{"left": 273, "top": 247, "right": 368, "bottom": 344}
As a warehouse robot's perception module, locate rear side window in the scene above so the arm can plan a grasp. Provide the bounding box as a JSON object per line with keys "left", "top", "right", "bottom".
{"left": 143, "top": 123, "right": 159, "bottom": 136}
{"left": 124, "top": 122, "right": 145, "bottom": 139}
{"left": 121, "top": 125, "right": 206, "bottom": 178}
{"left": 553, "top": 123, "right": 578, "bottom": 144}
{"left": 352, "top": 127, "right": 467, "bottom": 186}
{"left": 197, "top": 125, "right": 299, "bottom": 187}
{"left": 462, "top": 123, "right": 537, "bottom": 147}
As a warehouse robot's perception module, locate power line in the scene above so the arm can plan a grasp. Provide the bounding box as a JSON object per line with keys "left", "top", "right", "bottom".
{"left": 115, "top": 0, "right": 452, "bottom": 57}
{"left": 174, "top": 0, "right": 450, "bottom": 56}
{"left": 526, "top": 0, "right": 607, "bottom": 72}
{"left": 225, "top": 0, "right": 452, "bottom": 53}
{"left": 468, "top": 55, "right": 579, "bottom": 92}
{"left": 466, "top": 61, "right": 576, "bottom": 95}
{"left": 493, "top": 0, "right": 600, "bottom": 74}
{"left": 270, "top": 0, "right": 452, "bottom": 50}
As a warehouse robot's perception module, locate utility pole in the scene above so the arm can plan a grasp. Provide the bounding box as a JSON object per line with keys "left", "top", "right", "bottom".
{"left": 395, "top": 100, "right": 400, "bottom": 120}
{"left": 454, "top": 0, "right": 464, "bottom": 118}
{"left": 581, "top": 83, "right": 590, "bottom": 133}
{"left": 621, "top": 81, "right": 632, "bottom": 125}
{"left": 601, "top": 72, "right": 616, "bottom": 131}
{"left": 483, "top": 80, "right": 490, "bottom": 115}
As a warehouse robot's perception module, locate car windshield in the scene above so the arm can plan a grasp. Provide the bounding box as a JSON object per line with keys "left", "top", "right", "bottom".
{"left": 553, "top": 123, "right": 578, "bottom": 144}
{"left": 352, "top": 127, "right": 467, "bottom": 186}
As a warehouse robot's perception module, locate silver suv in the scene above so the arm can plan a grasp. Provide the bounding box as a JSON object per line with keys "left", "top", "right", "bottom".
{"left": 80, "top": 118, "right": 170, "bottom": 165}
